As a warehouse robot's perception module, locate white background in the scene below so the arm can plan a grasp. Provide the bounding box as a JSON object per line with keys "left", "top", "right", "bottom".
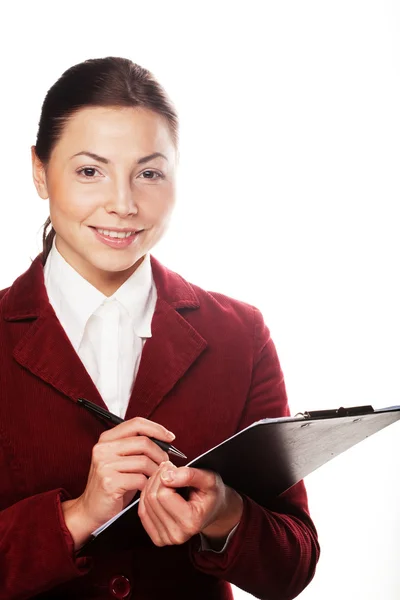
{"left": 1, "top": 1, "right": 399, "bottom": 598}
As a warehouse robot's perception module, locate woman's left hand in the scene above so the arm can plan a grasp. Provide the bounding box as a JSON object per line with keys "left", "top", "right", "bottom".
{"left": 138, "top": 460, "right": 243, "bottom": 547}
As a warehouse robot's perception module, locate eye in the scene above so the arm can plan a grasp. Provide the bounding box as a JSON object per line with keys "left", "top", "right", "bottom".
{"left": 76, "top": 167, "right": 102, "bottom": 179}
{"left": 138, "top": 169, "right": 164, "bottom": 180}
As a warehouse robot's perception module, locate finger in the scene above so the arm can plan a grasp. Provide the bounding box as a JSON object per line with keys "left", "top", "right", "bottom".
{"left": 139, "top": 503, "right": 165, "bottom": 546}
{"left": 139, "top": 464, "right": 172, "bottom": 545}
{"left": 99, "top": 416, "right": 175, "bottom": 443}
{"left": 156, "top": 463, "right": 222, "bottom": 526}
{"left": 144, "top": 462, "right": 195, "bottom": 539}
{"left": 147, "top": 482, "right": 192, "bottom": 545}
{"left": 99, "top": 436, "right": 169, "bottom": 464}
{"left": 160, "top": 466, "right": 218, "bottom": 491}
{"left": 145, "top": 495, "right": 188, "bottom": 546}
{"left": 156, "top": 464, "right": 228, "bottom": 539}
{"left": 99, "top": 471, "right": 148, "bottom": 498}
{"left": 102, "top": 455, "right": 165, "bottom": 478}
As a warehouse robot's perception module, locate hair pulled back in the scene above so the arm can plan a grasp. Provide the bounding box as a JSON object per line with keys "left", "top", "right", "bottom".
{"left": 35, "top": 56, "right": 179, "bottom": 264}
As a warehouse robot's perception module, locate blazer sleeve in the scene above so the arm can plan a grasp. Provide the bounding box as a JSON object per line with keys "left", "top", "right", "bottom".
{"left": 0, "top": 444, "right": 91, "bottom": 600}
{"left": 188, "top": 306, "right": 320, "bottom": 600}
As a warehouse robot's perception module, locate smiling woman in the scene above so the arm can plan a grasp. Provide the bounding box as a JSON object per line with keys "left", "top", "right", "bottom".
{"left": 32, "top": 99, "right": 177, "bottom": 295}
{"left": 0, "top": 56, "right": 319, "bottom": 600}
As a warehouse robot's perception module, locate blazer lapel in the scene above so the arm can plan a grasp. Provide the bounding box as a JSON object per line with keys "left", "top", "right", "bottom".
{"left": 2, "top": 254, "right": 207, "bottom": 419}
{"left": 125, "top": 299, "right": 206, "bottom": 420}
{"left": 125, "top": 256, "right": 207, "bottom": 419}
{"left": 2, "top": 255, "right": 107, "bottom": 409}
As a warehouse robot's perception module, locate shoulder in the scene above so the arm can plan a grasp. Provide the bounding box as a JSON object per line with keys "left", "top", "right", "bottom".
{"left": 152, "top": 257, "right": 270, "bottom": 346}
{"left": 0, "top": 254, "right": 46, "bottom": 320}
{"left": 190, "top": 280, "right": 271, "bottom": 347}
{"left": 192, "top": 279, "right": 262, "bottom": 324}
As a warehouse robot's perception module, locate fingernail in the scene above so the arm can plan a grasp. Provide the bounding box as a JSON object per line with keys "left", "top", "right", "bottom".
{"left": 161, "top": 470, "right": 175, "bottom": 482}
{"left": 167, "top": 430, "right": 175, "bottom": 440}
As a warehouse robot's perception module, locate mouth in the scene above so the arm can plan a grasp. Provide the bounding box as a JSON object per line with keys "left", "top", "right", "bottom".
{"left": 88, "top": 226, "right": 145, "bottom": 249}
{"left": 88, "top": 226, "right": 145, "bottom": 239}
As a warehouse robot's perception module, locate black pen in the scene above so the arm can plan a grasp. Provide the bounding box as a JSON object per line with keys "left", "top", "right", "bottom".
{"left": 77, "top": 397, "right": 187, "bottom": 459}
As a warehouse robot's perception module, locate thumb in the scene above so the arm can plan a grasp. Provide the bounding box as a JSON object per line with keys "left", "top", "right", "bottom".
{"left": 161, "top": 464, "right": 214, "bottom": 490}
{"left": 160, "top": 463, "right": 188, "bottom": 487}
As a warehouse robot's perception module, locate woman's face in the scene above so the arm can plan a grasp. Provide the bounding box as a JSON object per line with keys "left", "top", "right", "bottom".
{"left": 32, "top": 105, "right": 177, "bottom": 293}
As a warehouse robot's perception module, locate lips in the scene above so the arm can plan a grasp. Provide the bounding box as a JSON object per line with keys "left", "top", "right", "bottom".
{"left": 89, "top": 226, "right": 144, "bottom": 234}
{"left": 90, "top": 226, "right": 143, "bottom": 249}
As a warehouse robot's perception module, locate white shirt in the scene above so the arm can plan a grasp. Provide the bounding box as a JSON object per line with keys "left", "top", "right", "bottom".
{"left": 43, "top": 235, "right": 157, "bottom": 418}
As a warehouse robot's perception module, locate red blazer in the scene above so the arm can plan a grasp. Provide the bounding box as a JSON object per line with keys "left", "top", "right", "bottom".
{"left": 0, "top": 253, "right": 319, "bottom": 600}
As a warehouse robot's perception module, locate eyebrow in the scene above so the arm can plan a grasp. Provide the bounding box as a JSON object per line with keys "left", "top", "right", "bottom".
{"left": 70, "top": 151, "right": 168, "bottom": 164}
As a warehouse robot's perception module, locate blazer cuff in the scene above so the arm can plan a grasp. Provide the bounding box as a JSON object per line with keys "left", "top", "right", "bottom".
{"left": 56, "top": 489, "right": 93, "bottom": 569}
{"left": 198, "top": 523, "right": 240, "bottom": 553}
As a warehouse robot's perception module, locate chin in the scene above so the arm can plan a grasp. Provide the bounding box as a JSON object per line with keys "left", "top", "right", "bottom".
{"left": 89, "top": 252, "right": 144, "bottom": 274}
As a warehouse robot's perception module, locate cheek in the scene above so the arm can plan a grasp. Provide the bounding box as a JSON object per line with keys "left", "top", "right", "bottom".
{"left": 48, "top": 179, "right": 100, "bottom": 224}
{"left": 145, "top": 192, "right": 175, "bottom": 225}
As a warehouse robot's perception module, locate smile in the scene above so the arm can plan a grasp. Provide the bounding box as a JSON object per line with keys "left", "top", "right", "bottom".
{"left": 94, "top": 228, "right": 135, "bottom": 239}
{"left": 89, "top": 226, "right": 144, "bottom": 249}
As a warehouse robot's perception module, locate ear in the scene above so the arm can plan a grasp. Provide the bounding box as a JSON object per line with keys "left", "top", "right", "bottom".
{"left": 31, "top": 145, "right": 49, "bottom": 199}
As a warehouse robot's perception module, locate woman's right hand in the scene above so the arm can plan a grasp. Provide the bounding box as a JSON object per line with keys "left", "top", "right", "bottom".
{"left": 61, "top": 417, "right": 175, "bottom": 549}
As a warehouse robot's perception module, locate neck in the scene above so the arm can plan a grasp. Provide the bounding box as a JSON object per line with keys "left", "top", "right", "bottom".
{"left": 53, "top": 237, "right": 145, "bottom": 296}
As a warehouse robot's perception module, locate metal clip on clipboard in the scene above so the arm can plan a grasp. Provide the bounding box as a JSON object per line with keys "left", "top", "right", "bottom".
{"left": 297, "top": 405, "right": 375, "bottom": 419}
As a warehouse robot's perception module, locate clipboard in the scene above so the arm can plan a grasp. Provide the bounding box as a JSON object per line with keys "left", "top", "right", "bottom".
{"left": 79, "top": 404, "right": 400, "bottom": 549}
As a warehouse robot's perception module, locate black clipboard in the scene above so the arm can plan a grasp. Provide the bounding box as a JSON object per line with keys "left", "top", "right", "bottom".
{"left": 79, "top": 404, "right": 400, "bottom": 551}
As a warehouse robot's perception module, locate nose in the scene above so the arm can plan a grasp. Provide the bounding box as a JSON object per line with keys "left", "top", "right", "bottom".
{"left": 105, "top": 181, "right": 139, "bottom": 218}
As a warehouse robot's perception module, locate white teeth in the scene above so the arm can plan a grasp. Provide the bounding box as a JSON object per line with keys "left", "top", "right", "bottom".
{"left": 96, "top": 228, "right": 134, "bottom": 239}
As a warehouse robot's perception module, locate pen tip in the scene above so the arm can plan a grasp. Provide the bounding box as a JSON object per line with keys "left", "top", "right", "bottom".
{"left": 168, "top": 446, "right": 187, "bottom": 459}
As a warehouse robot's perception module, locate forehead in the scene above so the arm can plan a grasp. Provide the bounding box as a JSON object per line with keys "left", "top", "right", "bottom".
{"left": 53, "top": 105, "right": 174, "bottom": 159}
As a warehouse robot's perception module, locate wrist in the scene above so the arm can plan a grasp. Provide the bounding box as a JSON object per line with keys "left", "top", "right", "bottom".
{"left": 61, "top": 498, "right": 96, "bottom": 552}
{"left": 201, "top": 487, "right": 243, "bottom": 541}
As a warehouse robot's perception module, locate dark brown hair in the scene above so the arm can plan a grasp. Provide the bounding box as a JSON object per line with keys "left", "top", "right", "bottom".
{"left": 35, "top": 56, "right": 179, "bottom": 265}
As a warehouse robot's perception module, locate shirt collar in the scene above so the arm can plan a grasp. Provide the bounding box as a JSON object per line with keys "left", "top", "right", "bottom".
{"left": 43, "top": 236, "right": 155, "bottom": 350}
